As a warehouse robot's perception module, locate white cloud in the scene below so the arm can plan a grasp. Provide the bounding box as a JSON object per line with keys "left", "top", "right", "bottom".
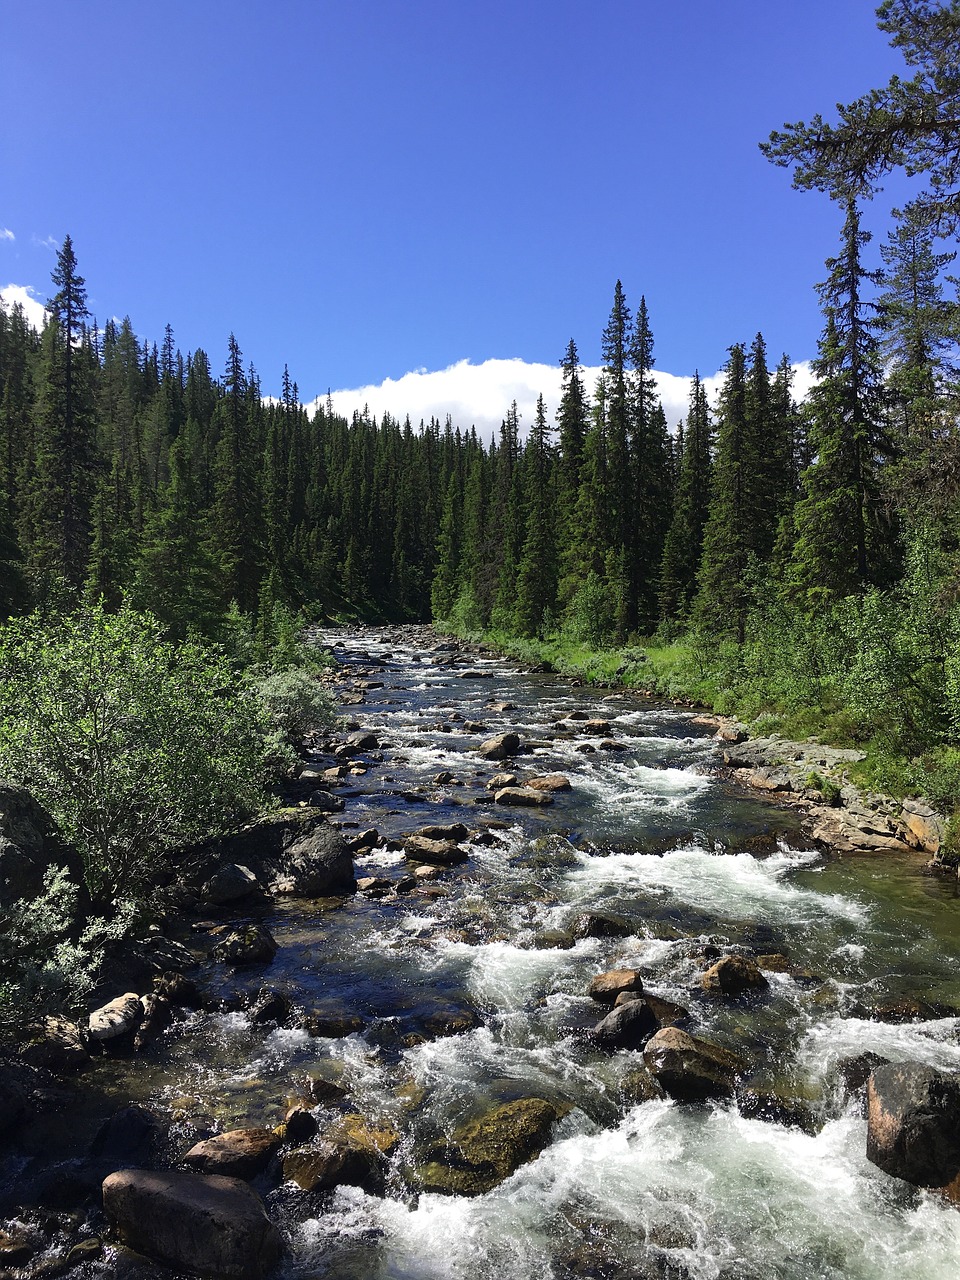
{"left": 306, "top": 356, "right": 816, "bottom": 440}
{"left": 32, "top": 234, "right": 59, "bottom": 251}
{"left": 0, "top": 283, "right": 47, "bottom": 330}
{"left": 0, "top": 228, "right": 14, "bottom": 243}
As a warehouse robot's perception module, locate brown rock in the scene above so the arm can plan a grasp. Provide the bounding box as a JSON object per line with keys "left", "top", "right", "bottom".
{"left": 403, "top": 835, "right": 468, "bottom": 865}
{"left": 526, "top": 774, "right": 572, "bottom": 792}
{"left": 101, "top": 1169, "right": 282, "bottom": 1280}
{"left": 184, "top": 1127, "right": 282, "bottom": 1179}
{"left": 701, "top": 954, "right": 769, "bottom": 997}
{"left": 477, "top": 733, "right": 521, "bottom": 760}
{"left": 866, "top": 1061, "right": 960, "bottom": 1186}
{"left": 643, "top": 1026, "right": 745, "bottom": 1101}
{"left": 486, "top": 772, "right": 518, "bottom": 790}
{"left": 493, "top": 787, "right": 554, "bottom": 807}
{"left": 587, "top": 969, "right": 644, "bottom": 1003}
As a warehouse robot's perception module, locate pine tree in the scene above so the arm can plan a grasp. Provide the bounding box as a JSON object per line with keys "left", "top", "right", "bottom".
{"left": 659, "top": 374, "right": 713, "bottom": 621}
{"left": 515, "top": 394, "right": 558, "bottom": 636}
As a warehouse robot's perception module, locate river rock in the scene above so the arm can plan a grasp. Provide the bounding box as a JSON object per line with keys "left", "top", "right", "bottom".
{"left": 494, "top": 787, "right": 554, "bottom": 807}
{"left": 282, "top": 1140, "right": 375, "bottom": 1192}
{"left": 736, "top": 1087, "right": 820, "bottom": 1134}
{"left": 866, "top": 1061, "right": 960, "bottom": 1186}
{"left": 184, "top": 1128, "right": 282, "bottom": 1179}
{"left": 101, "top": 1169, "right": 282, "bottom": 1280}
{"left": 403, "top": 835, "right": 468, "bottom": 865}
{"left": 20, "top": 1016, "right": 90, "bottom": 1072}
{"left": 306, "top": 790, "right": 345, "bottom": 813}
{"left": 701, "top": 955, "right": 770, "bottom": 997}
{"left": 573, "top": 912, "right": 633, "bottom": 939}
{"left": 588, "top": 969, "right": 644, "bottom": 1002}
{"left": 212, "top": 924, "right": 278, "bottom": 966}
{"left": 418, "top": 1097, "right": 568, "bottom": 1196}
{"left": 271, "top": 824, "right": 355, "bottom": 896}
{"left": 415, "top": 822, "right": 469, "bottom": 842}
{"left": 643, "top": 1027, "right": 745, "bottom": 1101}
{"left": 486, "top": 772, "right": 518, "bottom": 790}
{"left": 248, "top": 989, "right": 293, "bottom": 1026}
{"left": 590, "top": 998, "right": 659, "bottom": 1050}
{"left": 133, "top": 992, "right": 172, "bottom": 1051}
{"left": 899, "top": 798, "right": 946, "bottom": 854}
{"left": 203, "top": 863, "right": 261, "bottom": 905}
{"left": 526, "top": 774, "right": 572, "bottom": 792}
{"left": 90, "top": 1104, "right": 162, "bottom": 1164}
{"left": 345, "top": 730, "right": 379, "bottom": 750}
{"left": 281, "top": 1106, "right": 318, "bottom": 1145}
{"left": 477, "top": 733, "right": 522, "bottom": 760}
{"left": 640, "top": 993, "right": 690, "bottom": 1026}
{"left": 88, "top": 993, "right": 143, "bottom": 1042}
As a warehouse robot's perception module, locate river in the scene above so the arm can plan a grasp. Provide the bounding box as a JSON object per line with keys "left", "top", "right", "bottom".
{"left": 28, "top": 626, "right": 960, "bottom": 1279}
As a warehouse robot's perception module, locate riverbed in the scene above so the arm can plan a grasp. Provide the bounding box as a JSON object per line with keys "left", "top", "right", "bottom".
{"left": 19, "top": 625, "right": 960, "bottom": 1280}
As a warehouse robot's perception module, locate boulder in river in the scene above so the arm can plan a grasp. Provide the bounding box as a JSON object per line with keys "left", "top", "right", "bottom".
{"left": 643, "top": 1026, "right": 745, "bottom": 1101}
{"left": 403, "top": 835, "right": 468, "bottom": 865}
{"left": 88, "top": 993, "right": 143, "bottom": 1043}
{"left": 486, "top": 772, "right": 518, "bottom": 790}
{"left": 494, "top": 786, "right": 554, "bottom": 807}
{"left": 701, "top": 954, "right": 770, "bottom": 997}
{"left": 526, "top": 774, "right": 572, "bottom": 792}
{"left": 184, "top": 1127, "right": 282, "bottom": 1180}
{"left": 573, "top": 912, "right": 633, "bottom": 939}
{"left": 415, "top": 822, "right": 469, "bottom": 842}
{"left": 418, "top": 1097, "right": 569, "bottom": 1196}
{"left": 590, "top": 998, "right": 659, "bottom": 1050}
{"left": 866, "top": 1061, "right": 960, "bottom": 1186}
{"left": 212, "top": 924, "right": 278, "bottom": 966}
{"left": 202, "top": 863, "right": 261, "bottom": 906}
{"left": 101, "top": 1169, "right": 282, "bottom": 1280}
{"left": 477, "top": 733, "right": 522, "bottom": 760}
{"left": 282, "top": 1140, "right": 377, "bottom": 1193}
{"left": 270, "top": 824, "right": 355, "bottom": 896}
{"left": 588, "top": 969, "right": 644, "bottom": 1003}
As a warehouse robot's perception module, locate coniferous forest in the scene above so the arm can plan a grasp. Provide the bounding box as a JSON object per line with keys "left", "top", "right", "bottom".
{"left": 2, "top": 0, "right": 960, "bottom": 815}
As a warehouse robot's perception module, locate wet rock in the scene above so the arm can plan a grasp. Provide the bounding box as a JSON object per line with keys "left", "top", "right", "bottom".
{"left": 90, "top": 1104, "right": 162, "bottom": 1164}
{"left": 477, "top": 733, "right": 522, "bottom": 761}
{"left": 0, "top": 1224, "right": 39, "bottom": 1267}
{"left": 493, "top": 787, "right": 554, "bottom": 807}
{"left": 486, "top": 772, "right": 518, "bottom": 790}
{"left": 345, "top": 828, "right": 380, "bottom": 852}
{"left": 526, "top": 774, "right": 572, "bottom": 792}
{"left": 598, "top": 739, "right": 627, "bottom": 752}
{"left": 866, "top": 1061, "right": 960, "bottom": 1186}
{"left": 736, "top": 1087, "right": 820, "bottom": 1134}
{"left": 573, "top": 912, "right": 633, "bottom": 940}
{"left": 202, "top": 863, "right": 261, "bottom": 905}
{"left": 619, "top": 1066, "right": 666, "bottom": 1105}
{"left": 590, "top": 998, "right": 659, "bottom": 1050}
{"left": 271, "top": 824, "right": 354, "bottom": 896}
{"left": 20, "top": 1016, "right": 90, "bottom": 1072}
{"left": 281, "top": 1141, "right": 376, "bottom": 1193}
{"left": 486, "top": 701, "right": 516, "bottom": 712}
{"left": 403, "top": 835, "right": 468, "bottom": 865}
{"left": 415, "top": 822, "right": 469, "bottom": 842}
{"left": 418, "top": 1004, "right": 483, "bottom": 1038}
{"left": 298, "top": 1071, "right": 349, "bottom": 1106}
{"left": 643, "top": 1026, "right": 745, "bottom": 1101}
{"left": 247, "top": 989, "right": 292, "bottom": 1026}
{"left": 345, "top": 730, "right": 379, "bottom": 750}
{"left": 281, "top": 1106, "right": 318, "bottom": 1145}
{"left": 133, "top": 993, "right": 171, "bottom": 1051}
{"left": 212, "top": 924, "right": 278, "bottom": 966}
{"left": 638, "top": 993, "right": 689, "bottom": 1026}
{"left": 533, "top": 929, "right": 575, "bottom": 950}
{"left": 432, "top": 770, "right": 455, "bottom": 784}
{"left": 102, "top": 1169, "right": 282, "bottom": 1280}
{"left": 588, "top": 969, "right": 644, "bottom": 1003}
{"left": 88, "top": 993, "right": 143, "bottom": 1043}
{"left": 581, "top": 719, "right": 611, "bottom": 734}
{"left": 184, "top": 1127, "right": 282, "bottom": 1180}
{"left": 464, "top": 721, "right": 487, "bottom": 733}
{"left": 418, "top": 1097, "right": 568, "bottom": 1196}
{"left": 154, "top": 972, "right": 203, "bottom": 1009}
{"left": 299, "top": 1006, "right": 365, "bottom": 1038}
{"left": 356, "top": 875, "right": 393, "bottom": 896}
{"left": 701, "top": 955, "right": 770, "bottom": 997}
{"left": 868, "top": 997, "right": 958, "bottom": 1023}
{"left": 305, "top": 790, "right": 345, "bottom": 813}
{"left": 838, "top": 1051, "right": 889, "bottom": 1099}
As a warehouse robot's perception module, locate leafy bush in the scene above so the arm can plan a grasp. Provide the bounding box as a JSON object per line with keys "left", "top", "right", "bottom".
{"left": 0, "top": 866, "right": 135, "bottom": 1028}
{"left": 252, "top": 667, "right": 340, "bottom": 770}
{"left": 0, "top": 603, "right": 271, "bottom": 902}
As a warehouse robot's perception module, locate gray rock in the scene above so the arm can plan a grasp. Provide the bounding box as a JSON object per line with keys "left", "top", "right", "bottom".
{"left": 306, "top": 790, "right": 345, "bottom": 813}
{"left": 101, "top": 1169, "right": 282, "bottom": 1280}
{"left": 590, "top": 999, "right": 659, "bottom": 1050}
{"left": 212, "top": 924, "right": 278, "bottom": 966}
{"left": 203, "top": 863, "right": 261, "bottom": 905}
{"left": 866, "top": 1061, "right": 960, "bottom": 1186}
{"left": 643, "top": 1026, "right": 745, "bottom": 1101}
{"left": 493, "top": 787, "right": 554, "bottom": 807}
{"left": 88, "top": 993, "right": 143, "bottom": 1042}
{"left": 271, "top": 824, "right": 354, "bottom": 896}
{"left": 403, "top": 835, "right": 468, "bottom": 865}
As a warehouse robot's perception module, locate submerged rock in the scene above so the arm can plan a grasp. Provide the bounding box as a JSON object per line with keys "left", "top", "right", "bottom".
{"left": 573, "top": 912, "right": 633, "bottom": 940}
{"left": 866, "top": 1061, "right": 960, "bottom": 1187}
{"left": 102, "top": 1169, "right": 282, "bottom": 1279}
{"left": 643, "top": 1027, "right": 745, "bottom": 1101}
{"left": 418, "top": 1097, "right": 568, "bottom": 1196}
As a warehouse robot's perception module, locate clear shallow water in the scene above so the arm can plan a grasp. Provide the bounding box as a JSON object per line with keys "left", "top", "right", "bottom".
{"left": 38, "top": 626, "right": 960, "bottom": 1278}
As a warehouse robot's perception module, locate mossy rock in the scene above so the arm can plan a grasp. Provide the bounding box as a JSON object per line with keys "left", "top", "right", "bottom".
{"left": 417, "top": 1097, "right": 569, "bottom": 1196}
{"left": 326, "top": 1113, "right": 400, "bottom": 1158}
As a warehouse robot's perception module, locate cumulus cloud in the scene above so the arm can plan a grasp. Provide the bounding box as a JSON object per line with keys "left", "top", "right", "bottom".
{"left": 0, "top": 284, "right": 47, "bottom": 330}
{"left": 0, "top": 228, "right": 14, "bottom": 243}
{"left": 307, "top": 356, "right": 816, "bottom": 440}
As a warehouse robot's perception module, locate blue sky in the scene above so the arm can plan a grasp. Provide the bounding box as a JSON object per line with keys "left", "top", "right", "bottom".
{"left": 1, "top": 1, "right": 912, "bottom": 432}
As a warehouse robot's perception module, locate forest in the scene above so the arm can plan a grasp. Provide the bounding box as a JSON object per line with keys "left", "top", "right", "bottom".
{"left": 1, "top": 0, "right": 959, "bottom": 820}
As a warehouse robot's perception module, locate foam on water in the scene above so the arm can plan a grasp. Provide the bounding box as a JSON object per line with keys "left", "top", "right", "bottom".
{"left": 434, "top": 937, "right": 596, "bottom": 1013}
{"left": 798, "top": 1014, "right": 960, "bottom": 1083}
{"left": 292, "top": 1103, "right": 960, "bottom": 1280}
{"left": 565, "top": 843, "right": 868, "bottom": 926}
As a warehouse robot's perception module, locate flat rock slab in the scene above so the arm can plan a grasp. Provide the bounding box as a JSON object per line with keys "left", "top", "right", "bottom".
{"left": 588, "top": 969, "right": 644, "bottom": 1003}
{"left": 102, "top": 1169, "right": 282, "bottom": 1280}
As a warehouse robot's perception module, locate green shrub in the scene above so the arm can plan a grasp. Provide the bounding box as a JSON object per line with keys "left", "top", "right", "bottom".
{"left": 252, "top": 667, "right": 340, "bottom": 770}
{"left": 0, "top": 603, "right": 271, "bottom": 902}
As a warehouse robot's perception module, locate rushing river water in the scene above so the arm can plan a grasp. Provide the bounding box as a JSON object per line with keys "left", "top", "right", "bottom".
{"left": 25, "top": 626, "right": 960, "bottom": 1280}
